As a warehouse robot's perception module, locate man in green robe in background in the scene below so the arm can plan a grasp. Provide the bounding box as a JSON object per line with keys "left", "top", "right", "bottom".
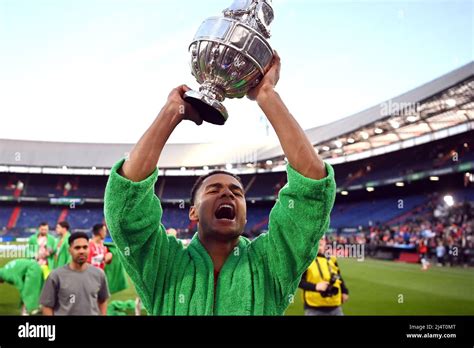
{"left": 0, "top": 258, "right": 44, "bottom": 315}
{"left": 103, "top": 241, "right": 139, "bottom": 316}
{"left": 28, "top": 222, "right": 57, "bottom": 279}
{"left": 53, "top": 221, "right": 71, "bottom": 269}
{"left": 104, "top": 242, "right": 128, "bottom": 294}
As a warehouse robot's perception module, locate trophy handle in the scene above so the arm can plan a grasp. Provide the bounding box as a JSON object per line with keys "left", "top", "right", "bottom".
{"left": 184, "top": 90, "right": 229, "bottom": 126}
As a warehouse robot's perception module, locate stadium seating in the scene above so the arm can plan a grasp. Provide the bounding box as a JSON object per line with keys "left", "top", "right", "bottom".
{"left": 330, "top": 195, "right": 428, "bottom": 229}
{"left": 66, "top": 208, "right": 105, "bottom": 229}
{"left": 23, "top": 175, "right": 63, "bottom": 197}
{"left": 15, "top": 206, "right": 60, "bottom": 228}
{"left": 245, "top": 172, "right": 285, "bottom": 198}
{"left": 0, "top": 207, "right": 12, "bottom": 231}
{"left": 0, "top": 131, "right": 472, "bottom": 237}
{"left": 335, "top": 132, "right": 473, "bottom": 188}
{"left": 160, "top": 176, "right": 198, "bottom": 200}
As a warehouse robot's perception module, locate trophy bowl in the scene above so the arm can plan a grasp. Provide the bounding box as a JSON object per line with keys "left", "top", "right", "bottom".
{"left": 184, "top": 0, "right": 274, "bottom": 125}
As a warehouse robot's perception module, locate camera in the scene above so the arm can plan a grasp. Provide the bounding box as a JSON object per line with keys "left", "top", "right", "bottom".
{"left": 320, "top": 273, "right": 340, "bottom": 298}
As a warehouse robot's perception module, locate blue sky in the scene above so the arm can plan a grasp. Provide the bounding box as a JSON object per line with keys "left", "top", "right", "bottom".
{"left": 0, "top": 0, "right": 472, "bottom": 144}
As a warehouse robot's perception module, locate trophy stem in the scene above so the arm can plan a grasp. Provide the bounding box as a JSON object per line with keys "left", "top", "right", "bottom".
{"left": 184, "top": 89, "right": 229, "bottom": 126}
{"left": 200, "top": 83, "right": 226, "bottom": 102}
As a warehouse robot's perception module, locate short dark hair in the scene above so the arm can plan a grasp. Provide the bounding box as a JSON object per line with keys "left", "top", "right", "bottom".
{"left": 190, "top": 170, "right": 243, "bottom": 205}
{"left": 92, "top": 223, "right": 105, "bottom": 235}
{"left": 58, "top": 221, "right": 70, "bottom": 231}
{"left": 39, "top": 222, "right": 48, "bottom": 228}
{"left": 68, "top": 232, "right": 89, "bottom": 246}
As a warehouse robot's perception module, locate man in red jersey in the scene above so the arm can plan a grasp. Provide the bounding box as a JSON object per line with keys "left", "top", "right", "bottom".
{"left": 88, "top": 223, "right": 113, "bottom": 270}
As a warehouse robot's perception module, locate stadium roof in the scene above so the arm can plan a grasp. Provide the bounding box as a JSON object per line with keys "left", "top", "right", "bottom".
{"left": 0, "top": 61, "right": 472, "bottom": 172}
{"left": 260, "top": 61, "right": 474, "bottom": 162}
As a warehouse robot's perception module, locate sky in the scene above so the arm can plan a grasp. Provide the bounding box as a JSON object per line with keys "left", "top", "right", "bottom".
{"left": 0, "top": 0, "right": 472, "bottom": 145}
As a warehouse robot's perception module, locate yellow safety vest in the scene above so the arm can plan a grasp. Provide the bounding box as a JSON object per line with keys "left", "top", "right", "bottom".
{"left": 303, "top": 255, "right": 342, "bottom": 307}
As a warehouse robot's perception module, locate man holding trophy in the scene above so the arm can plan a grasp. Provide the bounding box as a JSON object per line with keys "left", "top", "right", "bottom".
{"left": 104, "top": 0, "right": 336, "bottom": 315}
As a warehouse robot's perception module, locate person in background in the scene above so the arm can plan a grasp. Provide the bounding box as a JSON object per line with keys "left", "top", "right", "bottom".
{"left": 88, "top": 223, "right": 113, "bottom": 270}
{"left": 40, "top": 232, "right": 110, "bottom": 315}
{"left": 418, "top": 238, "right": 431, "bottom": 271}
{"left": 53, "top": 221, "right": 72, "bottom": 269}
{"left": 0, "top": 258, "right": 44, "bottom": 315}
{"left": 436, "top": 240, "right": 446, "bottom": 266}
{"left": 299, "top": 238, "right": 349, "bottom": 316}
{"left": 28, "top": 222, "right": 56, "bottom": 279}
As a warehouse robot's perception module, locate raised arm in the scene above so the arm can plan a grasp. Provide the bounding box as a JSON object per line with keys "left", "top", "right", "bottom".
{"left": 104, "top": 86, "right": 201, "bottom": 313}
{"left": 248, "top": 52, "right": 336, "bottom": 311}
{"left": 120, "top": 85, "right": 202, "bottom": 182}
{"left": 248, "top": 51, "right": 326, "bottom": 180}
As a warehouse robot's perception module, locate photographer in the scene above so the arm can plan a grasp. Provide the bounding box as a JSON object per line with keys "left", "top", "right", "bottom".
{"left": 299, "top": 238, "right": 349, "bottom": 316}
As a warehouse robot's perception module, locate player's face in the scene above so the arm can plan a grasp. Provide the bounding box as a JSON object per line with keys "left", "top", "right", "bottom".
{"left": 69, "top": 238, "right": 89, "bottom": 265}
{"left": 318, "top": 238, "right": 326, "bottom": 254}
{"left": 99, "top": 227, "right": 107, "bottom": 240}
{"left": 55, "top": 224, "right": 64, "bottom": 235}
{"left": 39, "top": 225, "right": 49, "bottom": 236}
{"left": 191, "top": 174, "right": 247, "bottom": 241}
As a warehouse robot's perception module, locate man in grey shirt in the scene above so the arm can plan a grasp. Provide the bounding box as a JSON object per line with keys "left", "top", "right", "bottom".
{"left": 40, "top": 232, "right": 110, "bottom": 315}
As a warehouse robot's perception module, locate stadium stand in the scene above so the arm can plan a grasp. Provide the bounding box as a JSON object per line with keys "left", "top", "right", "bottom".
{"left": 0, "top": 130, "right": 472, "bottom": 236}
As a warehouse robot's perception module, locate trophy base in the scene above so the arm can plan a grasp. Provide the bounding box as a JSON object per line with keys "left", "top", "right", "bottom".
{"left": 184, "top": 90, "right": 228, "bottom": 126}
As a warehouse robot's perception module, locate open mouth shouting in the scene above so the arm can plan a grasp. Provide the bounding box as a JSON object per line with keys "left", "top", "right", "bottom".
{"left": 214, "top": 202, "right": 236, "bottom": 222}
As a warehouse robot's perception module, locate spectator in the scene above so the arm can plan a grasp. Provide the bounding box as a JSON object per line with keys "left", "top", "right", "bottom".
{"left": 436, "top": 240, "right": 446, "bottom": 266}
{"left": 40, "top": 232, "right": 110, "bottom": 315}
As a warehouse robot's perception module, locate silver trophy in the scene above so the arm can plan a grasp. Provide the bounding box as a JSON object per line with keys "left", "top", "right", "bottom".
{"left": 184, "top": 0, "right": 275, "bottom": 125}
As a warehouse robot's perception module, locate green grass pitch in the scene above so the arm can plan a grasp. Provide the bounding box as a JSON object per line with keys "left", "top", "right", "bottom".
{"left": 1, "top": 249, "right": 473, "bottom": 315}
{"left": 285, "top": 258, "right": 474, "bottom": 315}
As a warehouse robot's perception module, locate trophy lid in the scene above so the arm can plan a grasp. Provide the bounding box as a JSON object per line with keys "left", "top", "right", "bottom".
{"left": 228, "top": 0, "right": 253, "bottom": 11}
{"left": 223, "top": 0, "right": 274, "bottom": 38}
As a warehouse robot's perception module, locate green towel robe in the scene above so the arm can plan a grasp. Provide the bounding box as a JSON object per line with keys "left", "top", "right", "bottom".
{"left": 0, "top": 259, "right": 44, "bottom": 312}
{"left": 53, "top": 232, "right": 71, "bottom": 269}
{"left": 107, "top": 300, "right": 136, "bottom": 316}
{"left": 104, "top": 242, "right": 129, "bottom": 294}
{"left": 28, "top": 233, "right": 57, "bottom": 267}
{"left": 104, "top": 158, "right": 336, "bottom": 315}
